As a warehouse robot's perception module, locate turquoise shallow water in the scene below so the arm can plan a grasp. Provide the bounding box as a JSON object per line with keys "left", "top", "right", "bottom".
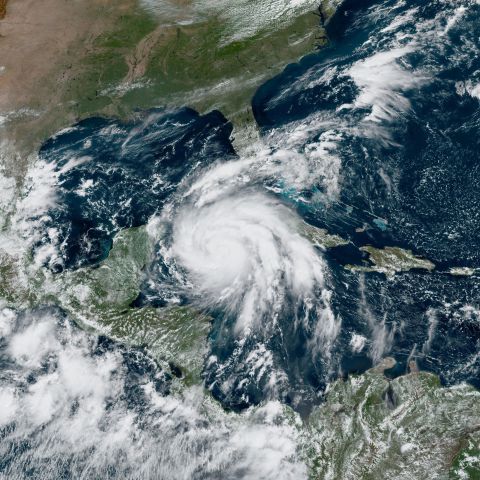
{"left": 24, "top": 0, "right": 480, "bottom": 409}
{"left": 1, "top": 0, "right": 480, "bottom": 477}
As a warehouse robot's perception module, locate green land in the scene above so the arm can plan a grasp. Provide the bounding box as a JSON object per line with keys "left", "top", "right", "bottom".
{"left": 0, "top": 1, "right": 479, "bottom": 477}
{"left": 346, "top": 245, "right": 436, "bottom": 278}
{"left": 303, "top": 360, "right": 480, "bottom": 479}
{"left": 0, "top": 0, "right": 337, "bottom": 166}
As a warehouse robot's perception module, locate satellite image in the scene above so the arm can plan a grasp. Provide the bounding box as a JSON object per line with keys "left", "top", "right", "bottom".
{"left": 0, "top": 0, "right": 479, "bottom": 478}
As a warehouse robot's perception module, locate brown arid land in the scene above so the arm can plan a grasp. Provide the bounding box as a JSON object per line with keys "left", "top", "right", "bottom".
{"left": 0, "top": 0, "right": 7, "bottom": 20}
{"left": 0, "top": 0, "right": 131, "bottom": 112}
{"left": 0, "top": 0, "right": 331, "bottom": 181}
{"left": 0, "top": 0, "right": 137, "bottom": 177}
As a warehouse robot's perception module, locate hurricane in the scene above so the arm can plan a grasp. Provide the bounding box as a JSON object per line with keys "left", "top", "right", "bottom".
{"left": 1, "top": 0, "right": 480, "bottom": 478}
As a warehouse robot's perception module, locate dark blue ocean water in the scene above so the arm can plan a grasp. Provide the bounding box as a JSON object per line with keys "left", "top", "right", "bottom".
{"left": 37, "top": 108, "right": 235, "bottom": 271}
{"left": 29, "top": 0, "right": 480, "bottom": 412}
{"left": 250, "top": 0, "right": 480, "bottom": 395}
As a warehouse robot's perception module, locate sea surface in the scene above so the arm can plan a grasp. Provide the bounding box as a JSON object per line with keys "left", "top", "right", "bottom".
{"left": 1, "top": 0, "right": 479, "bottom": 477}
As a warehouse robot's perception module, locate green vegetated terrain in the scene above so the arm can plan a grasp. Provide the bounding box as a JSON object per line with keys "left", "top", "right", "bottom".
{"left": 346, "top": 245, "right": 436, "bottom": 277}
{"left": 59, "top": 226, "right": 211, "bottom": 384}
{"left": 3, "top": 0, "right": 334, "bottom": 157}
{"left": 66, "top": 3, "right": 328, "bottom": 143}
{"left": 303, "top": 363, "right": 480, "bottom": 479}
{"left": 1, "top": 2, "right": 479, "bottom": 477}
{"left": 0, "top": 225, "right": 209, "bottom": 384}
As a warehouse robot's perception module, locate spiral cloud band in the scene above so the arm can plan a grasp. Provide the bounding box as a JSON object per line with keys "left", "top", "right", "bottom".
{"left": 172, "top": 189, "right": 337, "bottom": 345}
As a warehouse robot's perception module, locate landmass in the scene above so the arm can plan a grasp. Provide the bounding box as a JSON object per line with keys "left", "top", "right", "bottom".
{"left": 449, "top": 267, "right": 476, "bottom": 277}
{"left": 346, "top": 246, "right": 436, "bottom": 278}
{"left": 302, "top": 223, "right": 351, "bottom": 249}
{"left": 59, "top": 226, "right": 211, "bottom": 384}
{"left": 303, "top": 359, "right": 480, "bottom": 479}
{"left": 0, "top": 0, "right": 336, "bottom": 175}
{"left": 0, "top": 0, "right": 6, "bottom": 19}
{"left": 0, "top": 225, "right": 209, "bottom": 384}
{"left": 0, "top": 0, "right": 342, "bottom": 387}
{"left": 1, "top": 2, "right": 479, "bottom": 478}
